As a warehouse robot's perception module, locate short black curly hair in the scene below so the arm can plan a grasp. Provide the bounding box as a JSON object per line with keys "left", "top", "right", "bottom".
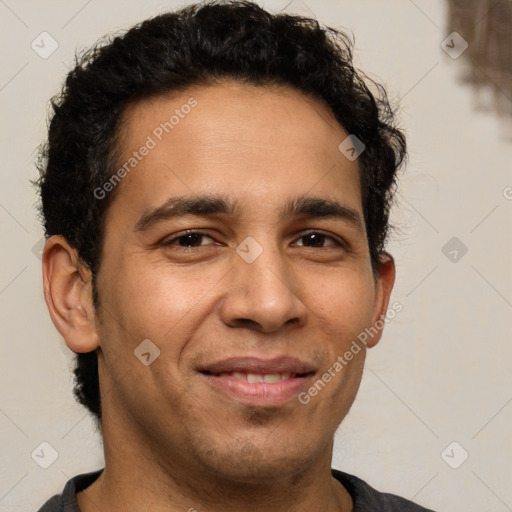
{"left": 35, "top": 0, "right": 406, "bottom": 428}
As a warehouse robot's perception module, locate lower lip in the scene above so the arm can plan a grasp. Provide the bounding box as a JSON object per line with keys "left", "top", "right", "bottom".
{"left": 200, "top": 373, "right": 314, "bottom": 407}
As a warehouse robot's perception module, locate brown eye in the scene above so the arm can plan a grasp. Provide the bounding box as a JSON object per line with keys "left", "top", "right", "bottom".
{"left": 162, "top": 231, "right": 215, "bottom": 249}
{"left": 294, "top": 231, "right": 344, "bottom": 249}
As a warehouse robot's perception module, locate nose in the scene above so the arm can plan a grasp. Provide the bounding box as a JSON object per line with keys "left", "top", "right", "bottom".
{"left": 219, "top": 239, "right": 308, "bottom": 333}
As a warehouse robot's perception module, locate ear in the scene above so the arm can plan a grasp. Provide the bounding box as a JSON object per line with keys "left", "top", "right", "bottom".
{"left": 42, "top": 235, "right": 100, "bottom": 353}
{"left": 366, "top": 251, "right": 396, "bottom": 348}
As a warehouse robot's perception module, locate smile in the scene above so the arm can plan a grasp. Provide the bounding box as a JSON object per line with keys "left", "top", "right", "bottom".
{"left": 198, "top": 356, "right": 317, "bottom": 406}
{"left": 217, "top": 371, "right": 296, "bottom": 382}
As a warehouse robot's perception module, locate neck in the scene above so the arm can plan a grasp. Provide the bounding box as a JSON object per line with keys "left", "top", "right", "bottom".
{"left": 77, "top": 428, "right": 353, "bottom": 512}
{"left": 78, "top": 465, "right": 352, "bottom": 512}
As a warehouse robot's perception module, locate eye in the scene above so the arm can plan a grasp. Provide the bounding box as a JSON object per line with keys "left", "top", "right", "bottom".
{"left": 160, "top": 229, "right": 347, "bottom": 252}
{"left": 161, "top": 230, "right": 215, "bottom": 249}
{"left": 293, "top": 231, "right": 345, "bottom": 249}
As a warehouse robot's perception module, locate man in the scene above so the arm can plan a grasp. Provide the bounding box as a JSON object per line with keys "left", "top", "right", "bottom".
{"left": 35, "top": 1, "right": 435, "bottom": 510}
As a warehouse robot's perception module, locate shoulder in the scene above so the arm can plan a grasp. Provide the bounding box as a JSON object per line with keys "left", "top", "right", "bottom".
{"left": 36, "top": 469, "right": 103, "bottom": 512}
{"left": 332, "top": 469, "right": 437, "bottom": 511}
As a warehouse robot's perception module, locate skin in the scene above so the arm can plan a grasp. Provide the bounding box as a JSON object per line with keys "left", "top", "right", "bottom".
{"left": 43, "top": 79, "right": 395, "bottom": 512}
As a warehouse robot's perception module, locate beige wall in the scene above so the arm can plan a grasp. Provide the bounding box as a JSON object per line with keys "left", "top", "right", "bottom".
{"left": 1, "top": 1, "right": 511, "bottom": 510}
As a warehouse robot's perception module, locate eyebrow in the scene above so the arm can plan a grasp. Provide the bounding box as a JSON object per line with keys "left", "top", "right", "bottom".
{"left": 134, "top": 194, "right": 364, "bottom": 233}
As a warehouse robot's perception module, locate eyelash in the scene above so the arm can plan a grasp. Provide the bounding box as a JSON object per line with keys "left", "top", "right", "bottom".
{"left": 161, "top": 230, "right": 347, "bottom": 251}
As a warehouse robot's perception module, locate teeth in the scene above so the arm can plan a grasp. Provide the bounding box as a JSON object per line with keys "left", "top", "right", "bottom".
{"left": 217, "top": 372, "right": 295, "bottom": 382}
{"left": 247, "top": 373, "right": 264, "bottom": 383}
{"left": 263, "top": 373, "right": 282, "bottom": 383}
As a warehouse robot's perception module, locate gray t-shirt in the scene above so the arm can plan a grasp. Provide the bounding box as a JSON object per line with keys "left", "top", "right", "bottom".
{"left": 37, "top": 468, "right": 436, "bottom": 511}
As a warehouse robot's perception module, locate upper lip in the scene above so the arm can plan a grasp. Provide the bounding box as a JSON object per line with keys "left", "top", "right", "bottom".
{"left": 198, "top": 356, "right": 317, "bottom": 375}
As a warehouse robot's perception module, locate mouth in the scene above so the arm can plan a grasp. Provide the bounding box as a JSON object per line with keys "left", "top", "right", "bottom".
{"left": 198, "top": 356, "right": 317, "bottom": 407}
{"left": 209, "top": 371, "right": 304, "bottom": 382}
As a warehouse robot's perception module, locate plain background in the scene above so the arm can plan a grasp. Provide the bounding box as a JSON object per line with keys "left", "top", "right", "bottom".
{"left": 1, "top": 0, "right": 511, "bottom": 510}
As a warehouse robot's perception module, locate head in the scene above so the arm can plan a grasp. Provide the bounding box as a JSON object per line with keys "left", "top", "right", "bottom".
{"left": 37, "top": 0, "right": 405, "bottom": 481}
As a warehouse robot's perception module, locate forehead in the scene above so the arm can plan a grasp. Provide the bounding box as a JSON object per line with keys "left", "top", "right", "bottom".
{"left": 108, "top": 80, "right": 362, "bottom": 218}
{"left": 119, "top": 79, "right": 345, "bottom": 144}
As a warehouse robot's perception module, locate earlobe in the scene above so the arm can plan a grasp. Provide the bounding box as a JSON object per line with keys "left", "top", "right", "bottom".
{"left": 366, "top": 251, "right": 396, "bottom": 348}
{"left": 42, "top": 235, "right": 100, "bottom": 353}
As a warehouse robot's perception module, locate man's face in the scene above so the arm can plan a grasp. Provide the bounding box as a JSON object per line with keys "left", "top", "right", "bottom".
{"left": 92, "top": 80, "right": 393, "bottom": 480}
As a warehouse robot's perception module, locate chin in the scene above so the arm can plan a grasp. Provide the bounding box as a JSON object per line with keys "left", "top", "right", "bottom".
{"left": 197, "top": 432, "right": 316, "bottom": 483}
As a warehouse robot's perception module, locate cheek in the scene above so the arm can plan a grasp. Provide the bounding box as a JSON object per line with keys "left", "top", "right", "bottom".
{"left": 101, "top": 258, "right": 222, "bottom": 346}
{"left": 302, "top": 268, "right": 376, "bottom": 341}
